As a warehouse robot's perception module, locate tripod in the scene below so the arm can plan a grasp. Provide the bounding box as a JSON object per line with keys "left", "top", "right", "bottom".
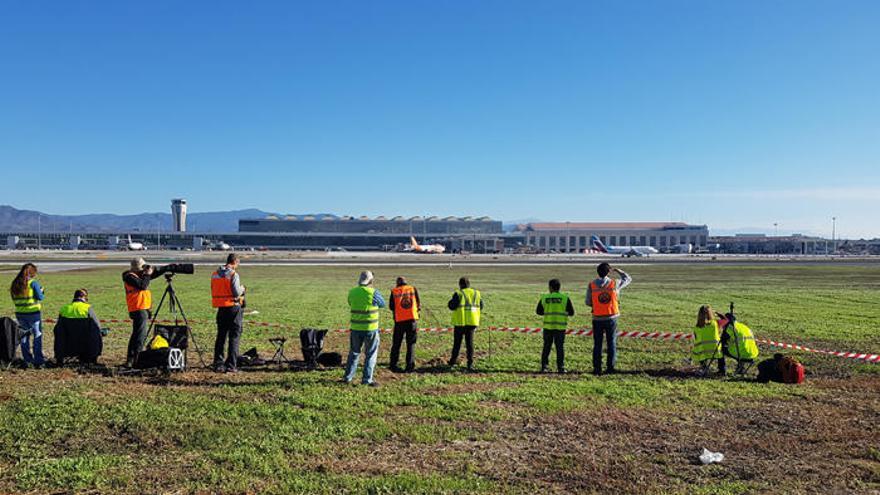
{"left": 148, "top": 273, "right": 207, "bottom": 368}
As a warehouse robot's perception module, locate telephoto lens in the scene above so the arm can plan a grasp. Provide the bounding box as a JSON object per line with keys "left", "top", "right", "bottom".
{"left": 155, "top": 263, "right": 195, "bottom": 275}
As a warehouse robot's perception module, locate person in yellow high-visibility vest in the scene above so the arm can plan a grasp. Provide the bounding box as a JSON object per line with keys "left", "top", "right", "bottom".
{"left": 343, "top": 271, "right": 386, "bottom": 386}
{"left": 693, "top": 305, "right": 726, "bottom": 376}
{"left": 447, "top": 277, "right": 482, "bottom": 371}
{"left": 536, "top": 279, "right": 575, "bottom": 373}
{"left": 53, "top": 289, "right": 104, "bottom": 365}
{"left": 10, "top": 263, "right": 46, "bottom": 368}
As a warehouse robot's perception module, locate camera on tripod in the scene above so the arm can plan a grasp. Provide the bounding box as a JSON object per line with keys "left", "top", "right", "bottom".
{"left": 145, "top": 263, "right": 195, "bottom": 277}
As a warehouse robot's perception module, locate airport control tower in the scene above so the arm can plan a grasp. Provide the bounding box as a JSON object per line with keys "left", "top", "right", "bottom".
{"left": 171, "top": 198, "right": 187, "bottom": 232}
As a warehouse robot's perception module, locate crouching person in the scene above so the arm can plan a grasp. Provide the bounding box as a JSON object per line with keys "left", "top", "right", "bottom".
{"left": 692, "top": 305, "right": 725, "bottom": 376}
{"left": 54, "top": 289, "right": 104, "bottom": 365}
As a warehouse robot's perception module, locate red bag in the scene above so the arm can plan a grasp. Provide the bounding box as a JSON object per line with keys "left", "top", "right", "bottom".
{"left": 778, "top": 356, "right": 805, "bottom": 384}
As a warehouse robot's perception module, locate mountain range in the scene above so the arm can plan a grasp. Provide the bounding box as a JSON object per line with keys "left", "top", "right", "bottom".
{"left": 0, "top": 205, "right": 278, "bottom": 233}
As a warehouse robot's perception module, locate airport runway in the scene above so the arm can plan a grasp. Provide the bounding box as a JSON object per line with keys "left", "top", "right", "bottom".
{"left": 1, "top": 250, "right": 878, "bottom": 270}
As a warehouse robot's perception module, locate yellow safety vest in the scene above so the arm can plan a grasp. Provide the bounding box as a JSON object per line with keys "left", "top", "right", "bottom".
{"left": 12, "top": 279, "right": 41, "bottom": 314}
{"left": 349, "top": 286, "right": 379, "bottom": 331}
{"left": 540, "top": 292, "right": 569, "bottom": 331}
{"left": 724, "top": 321, "right": 759, "bottom": 360}
{"left": 692, "top": 320, "right": 721, "bottom": 362}
{"left": 59, "top": 301, "right": 90, "bottom": 319}
{"left": 452, "top": 288, "right": 481, "bottom": 327}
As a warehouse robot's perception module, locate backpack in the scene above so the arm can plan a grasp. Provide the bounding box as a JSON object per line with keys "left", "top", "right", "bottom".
{"left": 778, "top": 356, "right": 805, "bottom": 384}
{"left": 0, "top": 317, "right": 19, "bottom": 364}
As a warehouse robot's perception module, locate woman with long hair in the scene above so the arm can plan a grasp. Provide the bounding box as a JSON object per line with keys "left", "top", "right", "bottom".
{"left": 10, "top": 263, "right": 46, "bottom": 367}
{"left": 693, "top": 305, "right": 726, "bottom": 376}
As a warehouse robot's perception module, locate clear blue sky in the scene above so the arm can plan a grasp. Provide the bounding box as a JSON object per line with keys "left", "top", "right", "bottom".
{"left": 1, "top": 1, "right": 878, "bottom": 237}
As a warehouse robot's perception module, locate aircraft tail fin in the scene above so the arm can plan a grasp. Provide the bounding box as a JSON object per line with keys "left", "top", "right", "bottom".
{"left": 591, "top": 235, "right": 608, "bottom": 253}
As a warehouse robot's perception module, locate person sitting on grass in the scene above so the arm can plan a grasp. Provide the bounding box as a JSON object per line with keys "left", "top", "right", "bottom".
{"left": 53, "top": 289, "right": 104, "bottom": 365}
{"left": 692, "top": 305, "right": 726, "bottom": 376}
{"left": 718, "top": 308, "right": 760, "bottom": 374}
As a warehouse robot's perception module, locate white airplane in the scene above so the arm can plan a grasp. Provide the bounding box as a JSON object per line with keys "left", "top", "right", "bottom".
{"left": 405, "top": 236, "right": 445, "bottom": 254}
{"left": 209, "top": 241, "right": 232, "bottom": 251}
{"left": 122, "top": 234, "right": 146, "bottom": 251}
{"left": 591, "top": 235, "right": 658, "bottom": 257}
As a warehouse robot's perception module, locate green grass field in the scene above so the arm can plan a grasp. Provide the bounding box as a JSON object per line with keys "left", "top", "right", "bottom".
{"left": 0, "top": 262, "right": 878, "bottom": 494}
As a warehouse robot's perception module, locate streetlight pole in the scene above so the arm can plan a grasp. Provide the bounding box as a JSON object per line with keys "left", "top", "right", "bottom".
{"left": 832, "top": 216, "right": 837, "bottom": 254}
{"left": 37, "top": 214, "right": 42, "bottom": 250}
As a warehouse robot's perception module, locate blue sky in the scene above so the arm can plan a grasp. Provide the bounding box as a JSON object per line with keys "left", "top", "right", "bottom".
{"left": 1, "top": 1, "right": 878, "bottom": 237}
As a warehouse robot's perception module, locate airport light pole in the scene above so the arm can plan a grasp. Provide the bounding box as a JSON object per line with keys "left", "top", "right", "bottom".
{"left": 37, "top": 214, "right": 41, "bottom": 250}
{"left": 832, "top": 216, "right": 837, "bottom": 253}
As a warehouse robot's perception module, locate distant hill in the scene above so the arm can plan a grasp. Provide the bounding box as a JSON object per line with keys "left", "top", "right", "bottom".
{"left": 0, "top": 205, "right": 287, "bottom": 233}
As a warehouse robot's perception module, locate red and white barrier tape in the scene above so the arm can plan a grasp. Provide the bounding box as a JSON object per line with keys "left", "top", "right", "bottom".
{"left": 39, "top": 317, "right": 877, "bottom": 364}
{"left": 757, "top": 338, "right": 880, "bottom": 363}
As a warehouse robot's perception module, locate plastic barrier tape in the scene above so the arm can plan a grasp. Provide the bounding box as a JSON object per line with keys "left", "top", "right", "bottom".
{"left": 41, "top": 318, "right": 878, "bottom": 363}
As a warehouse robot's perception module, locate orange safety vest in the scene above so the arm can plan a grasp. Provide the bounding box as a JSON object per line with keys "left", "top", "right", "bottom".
{"left": 124, "top": 281, "right": 152, "bottom": 312}
{"left": 590, "top": 279, "right": 619, "bottom": 317}
{"left": 391, "top": 285, "right": 419, "bottom": 323}
{"left": 211, "top": 269, "right": 237, "bottom": 308}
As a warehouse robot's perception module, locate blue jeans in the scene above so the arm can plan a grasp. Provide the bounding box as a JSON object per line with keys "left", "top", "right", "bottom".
{"left": 344, "top": 330, "right": 380, "bottom": 384}
{"left": 17, "top": 316, "right": 45, "bottom": 365}
{"left": 592, "top": 318, "right": 617, "bottom": 372}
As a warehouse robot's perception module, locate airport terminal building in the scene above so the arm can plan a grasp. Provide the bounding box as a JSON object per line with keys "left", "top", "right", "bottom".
{"left": 519, "top": 222, "right": 710, "bottom": 253}
{"left": 239, "top": 215, "right": 501, "bottom": 235}
{"left": 4, "top": 215, "right": 506, "bottom": 252}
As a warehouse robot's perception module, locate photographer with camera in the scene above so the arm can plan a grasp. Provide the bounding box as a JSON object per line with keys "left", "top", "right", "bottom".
{"left": 122, "top": 258, "right": 160, "bottom": 367}
{"left": 211, "top": 253, "right": 245, "bottom": 373}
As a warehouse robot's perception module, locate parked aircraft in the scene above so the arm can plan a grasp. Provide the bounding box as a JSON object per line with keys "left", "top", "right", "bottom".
{"left": 591, "top": 235, "right": 658, "bottom": 257}
{"left": 405, "top": 236, "right": 446, "bottom": 254}
{"left": 122, "top": 235, "right": 146, "bottom": 251}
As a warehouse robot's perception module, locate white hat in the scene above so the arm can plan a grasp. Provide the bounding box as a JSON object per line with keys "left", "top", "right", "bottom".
{"left": 358, "top": 271, "right": 374, "bottom": 286}
{"left": 131, "top": 257, "right": 146, "bottom": 271}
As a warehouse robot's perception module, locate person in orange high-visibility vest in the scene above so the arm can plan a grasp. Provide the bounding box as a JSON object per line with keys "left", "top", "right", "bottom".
{"left": 211, "top": 253, "right": 245, "bottom": 373}
{"left": 122, "top": 258, "right": 159, "bottom": 367}
{"left": 388, "top": 276, "right": 421, "bottom": 373}
{"left": 585, "top": 263, "right": 632, "bottom": 376}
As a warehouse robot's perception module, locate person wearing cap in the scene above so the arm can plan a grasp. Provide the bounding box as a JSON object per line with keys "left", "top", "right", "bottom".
{"left": 53, "top": 289, "right": 104, "bottom": 365}
{"left": 211, "top": 253, "right": 246, "bottom": 373}
{"left": 536, "top": 279, "right": 575, "bottom": 374}
{"left": 122, "top": 258, "right": 159, "bottom": 367}
{"left": 447, "top": 277, "right": 482, "bottom": 371}
{"left": 388, "top": 276, "right": 421, "bottom": 373}
{"left": 343, "top": 271, "right": 386, "bottom": 386}
{"left": 585, "top": 262, "right": 632, "bottom": 375}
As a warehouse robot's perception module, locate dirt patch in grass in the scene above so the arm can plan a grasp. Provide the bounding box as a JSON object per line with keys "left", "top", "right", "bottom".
{"left": 330, "top": 375, "right": 880, "bottom": 494}
{"left": 422, "top": 382, "right": 518, "bottom": 396}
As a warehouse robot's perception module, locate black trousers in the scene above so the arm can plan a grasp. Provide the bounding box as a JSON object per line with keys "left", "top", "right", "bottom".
{"left": 127, "top": 310, "right": 150, "bottom": 363}
{"left": 214, "top": 305, "right": 243, "bottom": 368}
{"left": 449, "top": 326, "right": 476, "bottom": 366}
{"left": 541, "top": 329, "right": 565, "bottom": 371}
{"left": 389, "top": 320, "right": 418, "bottom": 370}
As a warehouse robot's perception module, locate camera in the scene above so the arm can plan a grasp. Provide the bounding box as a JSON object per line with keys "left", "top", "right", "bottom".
{"left": 146, "top": 263, "right": 195, "bottom": 276}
